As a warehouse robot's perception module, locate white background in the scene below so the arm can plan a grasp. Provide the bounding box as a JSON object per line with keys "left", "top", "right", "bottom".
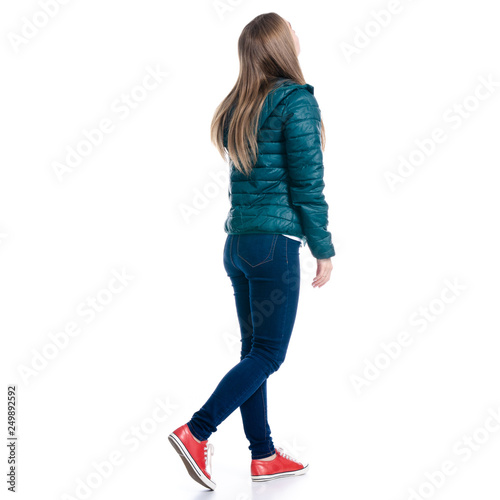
{"left": 1, "top": 0, "right": 500, "bottom": 499}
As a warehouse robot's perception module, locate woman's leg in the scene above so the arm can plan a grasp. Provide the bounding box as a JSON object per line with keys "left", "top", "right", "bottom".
{"left": 186, "top": 234, "right": 300, "bottom": 458}
{"left": 221, "top": 269, "right": 275, "bottom": 459}
{"left": 239, "top": 234, "right": 301, "bottom": 458}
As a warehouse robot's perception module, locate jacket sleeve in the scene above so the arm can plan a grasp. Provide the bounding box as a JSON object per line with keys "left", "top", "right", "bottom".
{"left": 282, "top": 89, "right": 335, "bottom": 259}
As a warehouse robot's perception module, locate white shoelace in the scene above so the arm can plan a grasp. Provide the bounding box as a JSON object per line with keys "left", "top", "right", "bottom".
{"left": 276, "top": 446, "right": 303, "bottom": 466}
{"left": 204, "top": 442, "right": 215, "bottom": 476}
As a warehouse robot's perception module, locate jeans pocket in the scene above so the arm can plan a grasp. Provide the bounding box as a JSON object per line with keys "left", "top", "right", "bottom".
{"left": 236, "top": 233, "right": 278, "bottom": 267}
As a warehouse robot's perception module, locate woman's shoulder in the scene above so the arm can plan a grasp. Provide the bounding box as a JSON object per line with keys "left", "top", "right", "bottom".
{"left": 281, "top": 84, "right": 320, "bottom": 120}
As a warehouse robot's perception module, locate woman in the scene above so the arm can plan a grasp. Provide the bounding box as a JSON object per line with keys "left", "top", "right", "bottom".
{"left": 168, "top": 12, "right": 335, "bottom": 490}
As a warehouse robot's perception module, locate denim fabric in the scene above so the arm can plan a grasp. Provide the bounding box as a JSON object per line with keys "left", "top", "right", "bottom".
{"left": 187, "top": 233, "right": 301, "bottom": 459}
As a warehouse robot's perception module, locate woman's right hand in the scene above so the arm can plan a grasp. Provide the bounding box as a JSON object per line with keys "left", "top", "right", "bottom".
{"left": 312, "top": 258, "right": 332, "bottom": 288}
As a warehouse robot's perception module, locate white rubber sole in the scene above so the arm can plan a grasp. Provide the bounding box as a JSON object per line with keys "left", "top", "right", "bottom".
{"left": 168, "top": 432, "right": 216, "bottom": 490}
{"left": 251, "top": 464, "right": 309, "bottom": 482}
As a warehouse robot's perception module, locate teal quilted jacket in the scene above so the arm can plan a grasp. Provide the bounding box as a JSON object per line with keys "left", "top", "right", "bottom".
{"left": 223, "top": 78, "right": 335, "bottom": 259}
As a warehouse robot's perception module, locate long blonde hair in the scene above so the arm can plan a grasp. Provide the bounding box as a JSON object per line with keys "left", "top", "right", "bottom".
{"left": 210, "top": 12, "right": 326, "bottom": 177}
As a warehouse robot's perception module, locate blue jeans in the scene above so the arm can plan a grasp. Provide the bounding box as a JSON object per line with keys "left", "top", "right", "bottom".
{"left": 187, "top": 233, "right": 301, "bottom": 459}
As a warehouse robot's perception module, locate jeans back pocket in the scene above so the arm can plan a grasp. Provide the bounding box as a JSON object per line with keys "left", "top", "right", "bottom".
{"left": 236, "top": 233, "right": 278, "bottom": 267}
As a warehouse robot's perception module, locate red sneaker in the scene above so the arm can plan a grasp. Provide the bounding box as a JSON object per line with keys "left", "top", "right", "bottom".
{"left": 168, "top": 423, "right": 216, "bottom": 490}
{"left": 251, "top": 446, "right": 309, "bottom": 482}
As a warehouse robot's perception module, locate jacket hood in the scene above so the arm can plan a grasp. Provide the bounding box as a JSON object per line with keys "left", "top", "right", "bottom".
{"left": 257, "top": 79, "right": 314, "bottom": 129}
{"left": 223, "top": 79, "right": 314, "bottom": 147}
